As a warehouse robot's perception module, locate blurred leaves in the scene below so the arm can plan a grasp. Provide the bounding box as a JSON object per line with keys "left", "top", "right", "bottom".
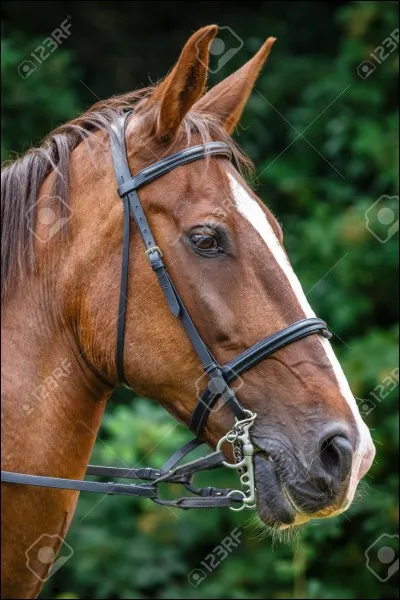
{"left": 1, "top": 35, "right": 80, "bottom": 161}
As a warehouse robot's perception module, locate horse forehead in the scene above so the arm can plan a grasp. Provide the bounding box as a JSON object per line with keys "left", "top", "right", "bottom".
{"left": 140, "top": 155, "right": 235, "bottom": 213}
{"left": 225, "top": 168, "right": 283, "bottom": 242}
{"left": 164, "top": 162, "right": 279, "bottom": 244}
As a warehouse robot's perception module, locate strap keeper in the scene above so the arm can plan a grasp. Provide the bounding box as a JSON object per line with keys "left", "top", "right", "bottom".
{"left": 204, "top": 362, "right": 219, "bottom": 375}
{"left": 321, "top": 328, "right": 332, "bottom": 339}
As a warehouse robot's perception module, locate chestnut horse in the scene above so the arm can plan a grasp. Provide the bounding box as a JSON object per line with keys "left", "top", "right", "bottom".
{"left": 1, "top": 26, "right": 375, "bottom": 598}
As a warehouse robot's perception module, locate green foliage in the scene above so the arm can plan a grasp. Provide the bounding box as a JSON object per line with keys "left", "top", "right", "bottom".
{"left": 1, "top": 1, "right": 398, "bottom": 599}
{"left": 1, "top": 35, "right": 80, "bottom": 160}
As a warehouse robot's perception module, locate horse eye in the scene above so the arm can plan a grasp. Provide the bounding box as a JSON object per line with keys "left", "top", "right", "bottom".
{"left": 188, "top": 228, "right": 220, "bottom": 255}
{"left": 191, "top": 234, "right": 218, "bottom": 250}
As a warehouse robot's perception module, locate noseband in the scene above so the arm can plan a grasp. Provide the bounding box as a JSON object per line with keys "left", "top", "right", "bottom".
{"left": 1, "top": 112, "right": 331, "bottom": 510}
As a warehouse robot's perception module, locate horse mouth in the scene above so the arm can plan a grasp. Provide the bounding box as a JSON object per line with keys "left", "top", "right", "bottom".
{"left": 253, "top": 452, "right": 300, "bottom": 528}
{"left": 253, "top": 451, "right": 346, "bottom": 528}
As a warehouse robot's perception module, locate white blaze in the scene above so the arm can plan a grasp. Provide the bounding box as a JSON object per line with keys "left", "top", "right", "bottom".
{"left": 227, "top": 171, "right": 374, "bottom": 505}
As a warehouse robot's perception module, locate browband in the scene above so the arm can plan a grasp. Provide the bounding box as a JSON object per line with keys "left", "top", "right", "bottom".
{"left": 117, "top": 142, "right": 232, "bottom": 197}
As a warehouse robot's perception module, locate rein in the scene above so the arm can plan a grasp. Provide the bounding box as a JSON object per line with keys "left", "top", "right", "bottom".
{"left": 1, "top": 112, "right": 331, "bottom": 511}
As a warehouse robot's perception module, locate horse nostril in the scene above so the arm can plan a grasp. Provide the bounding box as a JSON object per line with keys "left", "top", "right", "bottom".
{"left": 320, "top": 438, "right": 341, "bottom": 475}
{"left": 319, "top": 434, "right": 353, "bottom": 483}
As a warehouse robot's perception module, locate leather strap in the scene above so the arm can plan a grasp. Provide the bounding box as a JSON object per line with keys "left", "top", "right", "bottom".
{"left": 117, "top": 142, "right": 232, "bottom": 196}
{"left": 1, "top": 444, "right": 240, "bottom": 508}
{"left": 110, "top": 113, "right": 180, "bottom": 381}
{"left": 110, "top": 112, "right": 246, "bottom": 428}
{"left": 161, "top": 450, "right": 226, "bottom": 479}
{"left": 167, "top": 276, "right": 247, "bottom": 425}
{"left": 190, "top": 318, "right": 331, "bottom": 436}
{"left": 152, "top": 495, "right": 241, "bottom": 509}
{"left": 0, "top": 471, "right": 156, "bottom": 497}
{"left": 159, "top": 438, "right": 204, "bottom": 475}
{"left": 225, "top": 318, "right": 331, "bottom": 378}
{"left": 116, "top": 196, "right": 131, "bottom": 383}
{"left": 86, "top": 465, "right": 181, "bottom": 482}
{"left": 110, "top": 114, "right": 237, "bottom": 388}
{"left": 126, "top": 189, "right": 181, "bottom": 317}
{"left": 157, "top": 439, "right": 226, "bottom": 479}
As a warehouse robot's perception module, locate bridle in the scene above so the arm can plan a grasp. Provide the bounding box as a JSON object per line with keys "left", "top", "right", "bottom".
{"left": 1, "top": 112, "right": 331, "bottom": 510}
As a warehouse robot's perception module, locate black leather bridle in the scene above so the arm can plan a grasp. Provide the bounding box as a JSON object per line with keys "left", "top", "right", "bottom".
{"left": 1, "top": 112, "right": 331, "bottom": 510}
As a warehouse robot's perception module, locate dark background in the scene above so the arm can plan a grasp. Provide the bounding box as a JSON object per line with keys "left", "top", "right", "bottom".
{"left": 1, "top": 1, "right": 399, "bottom": 598}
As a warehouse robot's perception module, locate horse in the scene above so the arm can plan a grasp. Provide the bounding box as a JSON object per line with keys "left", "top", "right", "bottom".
{"left": 1, "top": 25, "right": 375, "bottom": 598}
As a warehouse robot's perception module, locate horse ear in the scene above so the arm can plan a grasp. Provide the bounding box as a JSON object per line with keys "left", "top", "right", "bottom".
{"left": 151, "top": 25, "right": 218, "bottom": 141}
{"left": 193, "top": 37, "right": 277, "bottom": 133}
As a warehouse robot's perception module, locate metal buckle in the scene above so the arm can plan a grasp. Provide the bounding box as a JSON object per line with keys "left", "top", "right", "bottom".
{"left": 216, "top": 410, "right": 257, "bottom": 511}
{"left": 145, "top": 246, "right": 163, "bottom": 261}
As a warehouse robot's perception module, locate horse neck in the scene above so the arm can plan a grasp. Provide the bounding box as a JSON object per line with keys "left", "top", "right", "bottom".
{"left": 1, "top": 276, "right": 111, "bottom": 598}
{"left": 1, "top": 276, "right": 109, "bottom": 478}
